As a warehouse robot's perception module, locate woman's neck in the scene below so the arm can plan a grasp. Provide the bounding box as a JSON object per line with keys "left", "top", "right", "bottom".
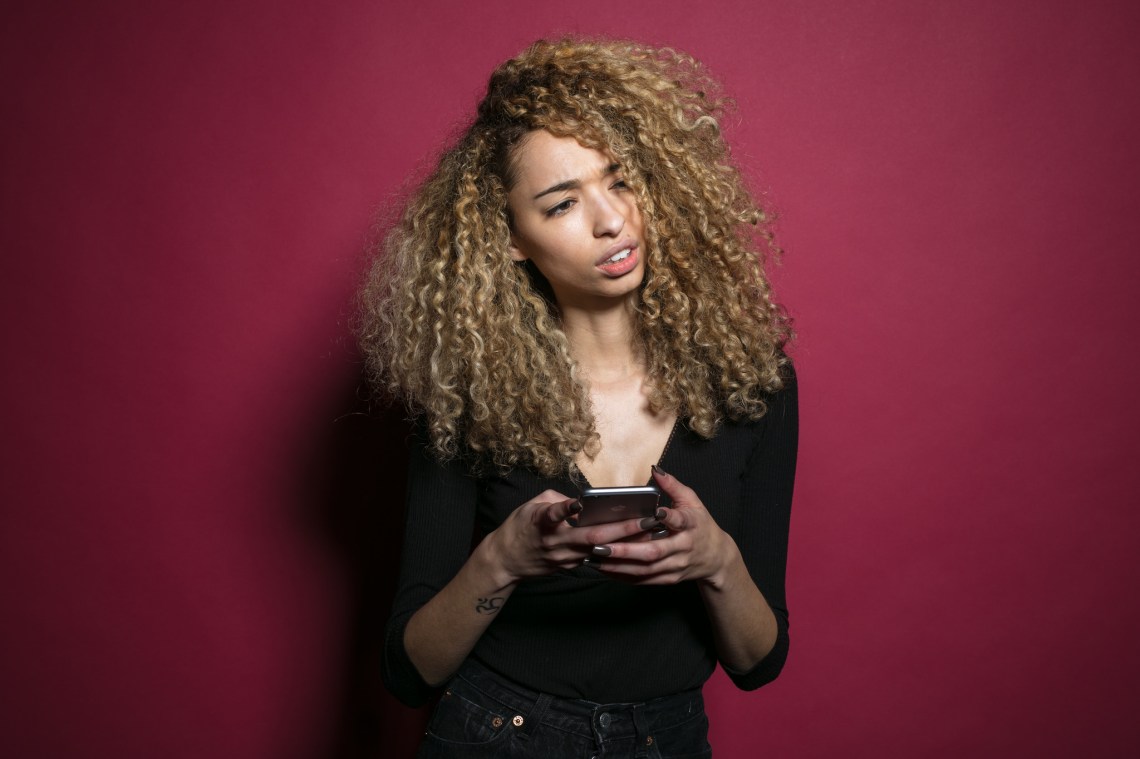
{"left": 560, "top": 298, "right": 641, "bottom": 382}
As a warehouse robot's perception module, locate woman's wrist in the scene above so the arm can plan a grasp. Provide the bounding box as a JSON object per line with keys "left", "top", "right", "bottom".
{"left": 472, "top": 530, "right": 520, "bottom": 592}
{"left": 700, "top": 533, "right": 744, "bottom": 591}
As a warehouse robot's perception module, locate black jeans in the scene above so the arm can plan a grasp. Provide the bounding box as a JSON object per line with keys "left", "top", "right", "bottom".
{"left": 416, "top": 659, "right": 712, "bottom": 758}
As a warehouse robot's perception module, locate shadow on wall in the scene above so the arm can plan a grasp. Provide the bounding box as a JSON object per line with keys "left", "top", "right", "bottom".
{"left": 303, "top": 369, "right": 430, "bottom": 759}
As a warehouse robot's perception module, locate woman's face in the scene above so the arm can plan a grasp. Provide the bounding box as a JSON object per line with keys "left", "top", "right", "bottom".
{"left": 507, "top": 130, "right": 645, "bottom": 311}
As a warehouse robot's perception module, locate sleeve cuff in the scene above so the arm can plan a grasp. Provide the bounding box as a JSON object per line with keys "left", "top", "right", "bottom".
{"left": 722, "top": 611, "right": 790, "bottom": 691}
{"left": 381, "top": 613, "right": 437, "bottom": 707}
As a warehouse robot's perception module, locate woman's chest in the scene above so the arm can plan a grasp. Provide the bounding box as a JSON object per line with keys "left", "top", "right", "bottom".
{"left": 575, "top": 379, "right": 677, "bottom": 488}
{"left": 476, "top": 422, "right": 761, "bottom": 538}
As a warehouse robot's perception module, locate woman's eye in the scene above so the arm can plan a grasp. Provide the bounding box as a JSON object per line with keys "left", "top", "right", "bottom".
{"left": 545, "top": 199, "right": 574, "bottom": 217}
{"left": 612, "top": 179, "right": 628, "bottom": 190}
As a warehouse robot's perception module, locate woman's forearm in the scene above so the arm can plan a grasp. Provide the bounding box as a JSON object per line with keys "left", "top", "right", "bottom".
{"left": 403, "top": 491, "right": 582, "bottom": 686}
{"left": 404, "top": 536, "right": 516, "bottom": 686}
{"left": 698, "top": 538, "right": 779, "bottom": 673}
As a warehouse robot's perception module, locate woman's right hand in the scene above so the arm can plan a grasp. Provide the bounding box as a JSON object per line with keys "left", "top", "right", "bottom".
{"left": 483, "top": 490, "right": 589, "bottom": 584}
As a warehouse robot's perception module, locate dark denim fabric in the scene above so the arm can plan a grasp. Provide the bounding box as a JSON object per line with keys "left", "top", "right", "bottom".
{"left": 415, "top": 659, "right": 712, "bottom": 758}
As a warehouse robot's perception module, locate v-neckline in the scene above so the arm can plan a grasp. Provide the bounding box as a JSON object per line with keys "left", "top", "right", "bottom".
{"left": 573, "top": 416, "right": 680, "bottom": 490}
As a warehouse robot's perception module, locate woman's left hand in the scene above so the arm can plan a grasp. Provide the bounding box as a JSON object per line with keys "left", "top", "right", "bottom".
{"left": 583, "top": 467, "right": 737, "bottom": 587}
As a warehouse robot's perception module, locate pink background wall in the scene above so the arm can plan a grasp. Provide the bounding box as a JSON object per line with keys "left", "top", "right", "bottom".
{"left": 3, "top": 1, "right": 1138, "bottom": 756}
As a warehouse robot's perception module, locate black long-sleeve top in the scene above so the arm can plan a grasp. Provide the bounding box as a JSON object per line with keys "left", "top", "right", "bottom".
{"left": 383, "top": 370, "right": 798, "bottom": 707}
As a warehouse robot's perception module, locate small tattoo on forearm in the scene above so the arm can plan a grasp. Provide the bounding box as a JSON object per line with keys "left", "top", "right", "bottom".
{"left": 475, "top": 596, "right": 505, "bottom": 615}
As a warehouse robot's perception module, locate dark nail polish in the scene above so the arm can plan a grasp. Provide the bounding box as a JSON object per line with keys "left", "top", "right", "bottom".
{"left": 566, "top": 517, "right": 579, "bottom": 527}
{"left": 652, "top": 464, "right": 670, "bottom": 477}
{"left": 655, "top": 507, "right": 667, "bottom": 520}
{"left": 651, "top": 527, "right": 670, "bottom": 540}
{"left": 569, "top": 500, "right": 583, "bottom": 514}
{"left": 591, "top": 545, "right": 612, "bottom": 557}
{"left": 639, "top": 516, "right": 661, "bottom": 530}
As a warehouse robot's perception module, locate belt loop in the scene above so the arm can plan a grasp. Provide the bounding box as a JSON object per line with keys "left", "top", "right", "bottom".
{"left": 631, "top": 703, "right": 651, "bottom": 758}
{"left": 515, "top": 692, "right": 553, "bottom": 741}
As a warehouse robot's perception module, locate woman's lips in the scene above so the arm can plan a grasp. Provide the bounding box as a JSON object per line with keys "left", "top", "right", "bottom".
{"left": 596, "top": 245, "right": 639, "bottom": 277}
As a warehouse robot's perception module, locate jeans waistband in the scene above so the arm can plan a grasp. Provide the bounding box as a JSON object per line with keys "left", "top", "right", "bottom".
{"left": 453, "top": 658, "right": 705, "bottom": 741}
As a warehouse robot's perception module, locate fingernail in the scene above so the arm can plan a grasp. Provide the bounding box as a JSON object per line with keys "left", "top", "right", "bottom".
{"left": 566, "top": 517, "right": 579, "bottom": 527}
{"left": 639, "top": 516, "right": 661, "bottom": 530}
{"left": 569, "top": 500, "right": 583, "bottom": 514}
{"left": 652, "top": 464, "right": 670, "bottom": 477}
{"left": 591, "top": 545, "right": 612, "bottom": 557}
{"left": 651, "top": 527, "right": 670, "bottom": 540}
{"left": 655, "top": 508, "right": 666, "bottom": 520}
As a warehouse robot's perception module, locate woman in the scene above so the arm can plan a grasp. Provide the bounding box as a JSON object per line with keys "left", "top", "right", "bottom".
{"left": 359, "top": 38, "right": 797, "bottom": 758}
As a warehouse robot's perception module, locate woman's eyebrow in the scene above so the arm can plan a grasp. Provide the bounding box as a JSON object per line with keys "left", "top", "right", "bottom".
{"left": 533, "top": 179, "right": 578, "bottom": 200}
{"left": 532, "top": 163, "right": 623, "bottom": 200}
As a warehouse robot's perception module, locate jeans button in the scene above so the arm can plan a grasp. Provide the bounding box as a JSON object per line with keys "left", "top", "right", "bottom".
{"left": 599, "top": 712, "right": 611, "bottom": 728}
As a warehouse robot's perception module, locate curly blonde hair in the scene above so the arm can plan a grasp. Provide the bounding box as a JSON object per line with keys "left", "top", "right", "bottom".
{"left": 358, "top": 38, "right": 792, "bottom": 476}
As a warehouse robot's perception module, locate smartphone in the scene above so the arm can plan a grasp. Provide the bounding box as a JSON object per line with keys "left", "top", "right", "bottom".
{"left": 576, "top": 485, "right": 661, "bottom": 527}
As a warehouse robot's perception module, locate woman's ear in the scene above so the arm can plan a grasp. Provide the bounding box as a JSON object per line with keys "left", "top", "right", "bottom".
{"left": 508, "top": 237, "right": 529, "bottom": 262}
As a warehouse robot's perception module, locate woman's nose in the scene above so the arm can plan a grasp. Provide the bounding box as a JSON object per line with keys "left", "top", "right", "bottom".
{"left": 592, "top": 195, "right": 626, "bottom": 238}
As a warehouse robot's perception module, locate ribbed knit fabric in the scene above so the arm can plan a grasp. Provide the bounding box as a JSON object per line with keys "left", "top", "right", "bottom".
{"left": 383, "top": 369, "right": 798, "bottom": 707}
